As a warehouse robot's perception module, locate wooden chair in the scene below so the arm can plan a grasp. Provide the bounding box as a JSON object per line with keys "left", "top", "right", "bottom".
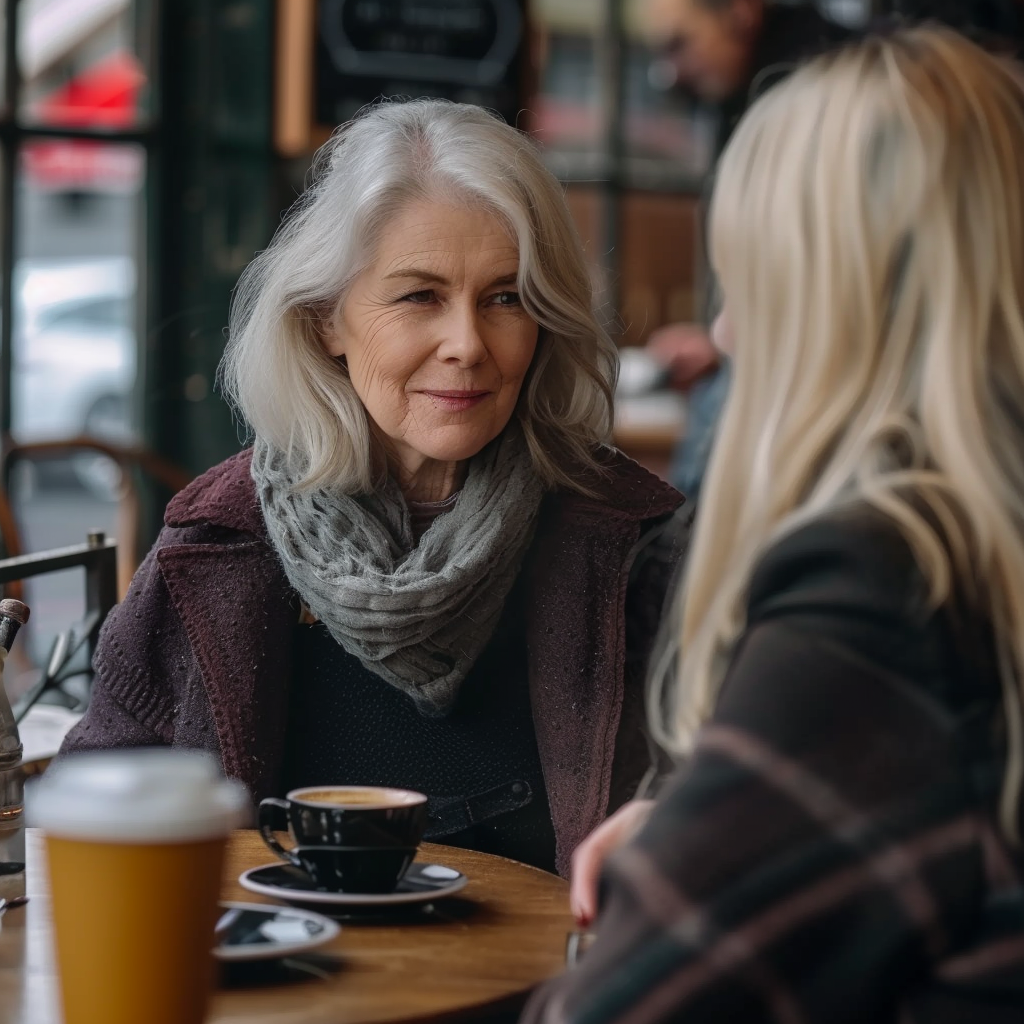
{"left": 0, "top": 437, "right": 191, "bottom": 773}
{"left": 0, "top": 530, "right": 118, "bottom": 685}
{"left": 0, "top": 529, "right": 118, "bottom": 776}
{"left": 1, "top": 437, "right": 192, "bottom": 599}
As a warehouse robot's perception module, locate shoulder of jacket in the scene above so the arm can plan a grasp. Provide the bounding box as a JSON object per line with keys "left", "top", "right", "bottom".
{"left": 746, "top": 512, "right": 926, "bottom": 630}
{"left": 164, "top": 449, "right": 264, "bottom": 536}
{"left": 553, "top": 447, "right": 685, "bottom": 525}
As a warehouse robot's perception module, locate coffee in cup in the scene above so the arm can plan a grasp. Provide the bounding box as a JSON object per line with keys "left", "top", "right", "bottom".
{"left": 28, "top": 749, "right": 247, "bottom": 1024}
{"left": 258, "top": 785, "right": 427, "bottom": 892}
{"left": 296, "top": 787, "right": 411, "bottom": 806}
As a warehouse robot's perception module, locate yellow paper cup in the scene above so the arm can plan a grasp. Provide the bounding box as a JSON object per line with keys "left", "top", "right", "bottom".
{"left": 28, "top": 750, "right": 247, "bottom": 1024}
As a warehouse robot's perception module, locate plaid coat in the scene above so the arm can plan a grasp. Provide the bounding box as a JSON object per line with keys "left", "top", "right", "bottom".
{"left": 524, "top": 513, "right": 1024, "bottom": 1023}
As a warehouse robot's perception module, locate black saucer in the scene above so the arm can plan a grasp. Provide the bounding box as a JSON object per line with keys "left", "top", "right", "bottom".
{"left": 239, "top": 861, "right": 468, "bottom": 907}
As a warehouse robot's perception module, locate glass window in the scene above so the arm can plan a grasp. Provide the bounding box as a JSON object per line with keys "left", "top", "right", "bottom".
{"left": 17, "top": 0, "right": 151, "bottom": 129}
{"left": 11, "top": 141, "right": 143, "bottom": 468}
{"left": 620, "top": 17, "right": 714, "bottom": 189}
{"left": 0, "top": 5, "right": 7, "bottom": 116}
{"left": 528, "top": 0, "right": 604, "bottom": 176}
{"left": 7, "top": 150, "right": 142, "bottom": 668}
{"left": 35, "top": 295, "right": 131, "bottom": 333}
{"left": 529, "top": 0, "right": 713, "bottom": 186}
{"left": 0, "top": 0, "right": 151, "bottom": 697}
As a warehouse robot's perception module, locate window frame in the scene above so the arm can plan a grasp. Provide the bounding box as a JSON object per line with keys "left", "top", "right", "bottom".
{"left": 0, "top": 0, "right": 157, "bottom": 439}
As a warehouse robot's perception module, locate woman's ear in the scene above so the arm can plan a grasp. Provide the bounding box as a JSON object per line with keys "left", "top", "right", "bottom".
{"left": 324, "top": 329, "right": 346, "bottom": 358}
{"left": 322, "top": 308, "right": 346, "bottom": 358}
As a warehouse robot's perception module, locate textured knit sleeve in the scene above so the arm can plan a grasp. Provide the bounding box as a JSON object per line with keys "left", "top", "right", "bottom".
{"left": 59, "top": 526, "right": 210, "bottom": 756}
{"left": 523, "top": 517, "right": 1002, "bottom": 1024}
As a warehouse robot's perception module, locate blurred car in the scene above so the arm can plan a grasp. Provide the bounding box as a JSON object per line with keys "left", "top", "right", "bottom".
{"left": 12, "top": 257, "right": 137, "bottom": 496}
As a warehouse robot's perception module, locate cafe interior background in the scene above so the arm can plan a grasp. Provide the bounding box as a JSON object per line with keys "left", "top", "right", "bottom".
{"left": 0, "top": 0, "right": 874, "bottom": 733}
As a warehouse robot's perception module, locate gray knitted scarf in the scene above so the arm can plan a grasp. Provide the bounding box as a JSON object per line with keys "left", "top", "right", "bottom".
{"left": 251, "top": 430, "right": 544, "bottom": 716}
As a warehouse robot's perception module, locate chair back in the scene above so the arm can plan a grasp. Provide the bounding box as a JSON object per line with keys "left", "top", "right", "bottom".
{"left": 0, "top": 530, "right": 117, "bottom": 712}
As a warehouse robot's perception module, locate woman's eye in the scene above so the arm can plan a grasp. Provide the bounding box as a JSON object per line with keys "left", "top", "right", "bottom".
{"left": 402, "top": 289, "right": 435, "bottom": 304}
{"left": 490, "top": 290, "right": 522, "bottom": 307}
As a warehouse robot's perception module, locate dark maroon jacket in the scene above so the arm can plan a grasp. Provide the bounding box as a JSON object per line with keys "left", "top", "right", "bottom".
{"left": 62, "top": 448, "right": 686, "bottom": 876}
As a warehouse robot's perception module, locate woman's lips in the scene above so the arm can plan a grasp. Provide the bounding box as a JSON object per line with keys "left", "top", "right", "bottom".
{"left": 419, "top": 390, "right": 491, "bottom": 412}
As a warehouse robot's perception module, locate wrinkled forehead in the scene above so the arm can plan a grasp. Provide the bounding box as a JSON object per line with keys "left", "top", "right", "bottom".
{"left": 363, "top": 197, "right": 520, "bottom": 269}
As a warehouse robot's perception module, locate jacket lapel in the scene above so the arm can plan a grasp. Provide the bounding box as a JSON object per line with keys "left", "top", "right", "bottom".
{"left": 527, "top": 453, "right": 684, "bottom": 876}
{"left": 526, "top": 498, "right": 644, "bottom": 877}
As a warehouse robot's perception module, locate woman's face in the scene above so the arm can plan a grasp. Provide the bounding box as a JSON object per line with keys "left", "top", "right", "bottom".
{"left": 327, "top": 200, "right": 539, "bottom": 483}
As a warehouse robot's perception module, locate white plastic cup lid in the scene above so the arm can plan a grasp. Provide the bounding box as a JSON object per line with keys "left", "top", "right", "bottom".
{"left": 27, "top": 748, "right": 249, "bottom": 843}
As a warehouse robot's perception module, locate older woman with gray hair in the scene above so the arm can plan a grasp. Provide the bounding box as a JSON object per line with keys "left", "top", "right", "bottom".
{"left": 61, "top": 98, "right": 685, "bottom": 876}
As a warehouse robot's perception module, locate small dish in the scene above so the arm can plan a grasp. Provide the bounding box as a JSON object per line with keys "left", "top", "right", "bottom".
{"left": 214, "top": 901, "right": 341, "bottom": 961}
{"left": 238, "top": 861, "right": 468, "bottom": 908}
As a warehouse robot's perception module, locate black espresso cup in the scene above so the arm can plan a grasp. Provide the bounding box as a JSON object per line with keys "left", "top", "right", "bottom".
{"left": 258, "top": 786, "right": 428, "bottom": 893}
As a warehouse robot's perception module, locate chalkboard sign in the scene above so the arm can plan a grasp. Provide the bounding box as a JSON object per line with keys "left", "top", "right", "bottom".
{"left": 314, "top": 0, "right": 526, "bottom": 127}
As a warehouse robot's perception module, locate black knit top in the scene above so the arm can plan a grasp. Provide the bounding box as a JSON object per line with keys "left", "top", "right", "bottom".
{"left": 281, "top": 579, "right": 558, "bottom": 873}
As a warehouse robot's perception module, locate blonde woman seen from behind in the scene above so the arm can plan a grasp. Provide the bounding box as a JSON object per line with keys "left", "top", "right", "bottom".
{"left": 530, "top": 27, "right": 1024, "bottom": 1023}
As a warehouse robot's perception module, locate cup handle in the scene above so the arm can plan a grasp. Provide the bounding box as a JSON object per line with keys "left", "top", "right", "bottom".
{"left": 258, "top": 798, "right": 301, "bottom": 868}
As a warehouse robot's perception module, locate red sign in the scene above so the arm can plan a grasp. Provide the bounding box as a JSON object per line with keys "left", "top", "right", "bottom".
{"left": 24, "top": 50, "right": 146, "bottom": 192}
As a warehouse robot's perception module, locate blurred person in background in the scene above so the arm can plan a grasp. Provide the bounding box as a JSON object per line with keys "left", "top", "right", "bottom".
{"left": 641, "top": 0, "right": 849, "bottom": 499}
{"left": 889, "top": 0, "right": 1024, "bottom": 55}
{"left": 60, "top": 99, "right": 686, "bottom": 877}
{"left": 526, "top": 26, "right": 1024, "bottom": 1023}
{"left": 643, "top": 1, "right": 1024, "bottom": 502}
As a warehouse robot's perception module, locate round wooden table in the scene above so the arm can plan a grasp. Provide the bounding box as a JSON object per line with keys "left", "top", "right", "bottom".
{"left": 2, "top": 829, "right": 574, "bottom": 1023}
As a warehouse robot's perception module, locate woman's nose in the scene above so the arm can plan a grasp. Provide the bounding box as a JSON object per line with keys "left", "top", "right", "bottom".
{"left": 435, "top": 307, "right": 488, "bottom": 366}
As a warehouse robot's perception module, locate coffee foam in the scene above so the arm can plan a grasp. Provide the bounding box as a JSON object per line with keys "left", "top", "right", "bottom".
{"left": 288, "top": 786, "right": 426, "bottom": 809}
{"left": 27, "top": 749, "right": 248, "bottom": 842}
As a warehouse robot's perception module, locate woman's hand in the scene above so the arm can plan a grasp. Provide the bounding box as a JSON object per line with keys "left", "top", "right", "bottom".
{"left": 569, "top": 799, "right": 655, "bottom": 927}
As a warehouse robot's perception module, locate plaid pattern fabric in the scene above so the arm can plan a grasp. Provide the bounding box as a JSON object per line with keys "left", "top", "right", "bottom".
{"left": 524, "top": 516, "right": 1024, "bottom": 1024}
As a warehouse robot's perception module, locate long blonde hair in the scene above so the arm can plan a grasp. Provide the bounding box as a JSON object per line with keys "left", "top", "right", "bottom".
{"left": 653, "top": 27, "right": 1024, "bottom": 839}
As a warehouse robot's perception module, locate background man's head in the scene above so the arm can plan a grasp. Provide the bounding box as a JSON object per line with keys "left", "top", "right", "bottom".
{"left": 645, "top": 0, "right": 766, "bottom": 101}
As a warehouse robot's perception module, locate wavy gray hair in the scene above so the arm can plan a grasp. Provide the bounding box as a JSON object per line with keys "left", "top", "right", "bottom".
{"left": 219, "top": 98, "right": 617, "bottom": 493}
